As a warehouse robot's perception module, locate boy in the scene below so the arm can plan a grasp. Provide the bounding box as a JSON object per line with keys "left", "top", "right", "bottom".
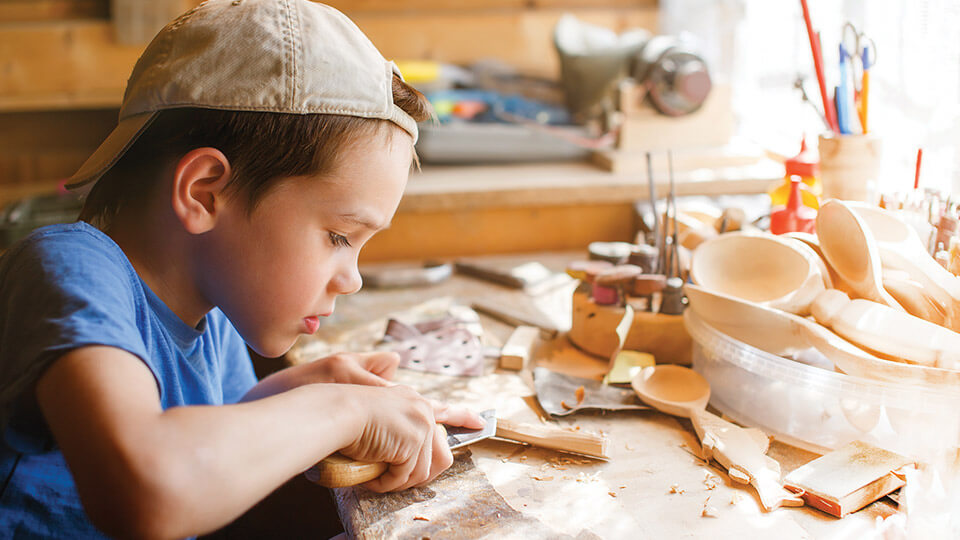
{"left": 0, "top": 1, "right": 483, "bottom": 538}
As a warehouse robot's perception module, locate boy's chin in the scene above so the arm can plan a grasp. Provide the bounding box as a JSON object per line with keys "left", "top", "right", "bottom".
{"left": 246, "top": 335, "right": 297, "bottom": 359}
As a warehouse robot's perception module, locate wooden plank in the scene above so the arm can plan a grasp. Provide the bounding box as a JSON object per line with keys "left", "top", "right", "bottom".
{"left": 0, "top": 21, "right": 143, "bottom": 111}
{"left": 495, "top": 417, "right": 608, "bottom": 459}
{"left": 0, "top": 109, "right": 116, "bottom": 184}
{"left": 499, "top": 325, "right": 540, "bottom": 370}
{"left": 0, "top": 1, "right": 108, "bottom": 22}
{"left": 355, "top": 8, "right": 657, "bottom": 77}
{"left": 331, "top": 0, "right": 657, "bottom": 11}
{"left": 400, "top": 161, "right": 780, "bottom": 213}
{"left": 362, "top": 203, "right": 638, "bottom": 262}
{"left": 532, "top": 0, "right": 657, "bottom": 7}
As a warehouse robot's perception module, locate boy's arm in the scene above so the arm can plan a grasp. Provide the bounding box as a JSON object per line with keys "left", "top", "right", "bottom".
{"left": 35, "top": 345, "right": 463, "bottom": 539}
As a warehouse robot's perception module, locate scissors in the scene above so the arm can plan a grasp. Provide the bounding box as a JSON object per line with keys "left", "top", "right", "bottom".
{"left": 841, "top": 22, "right": 877, "bottom": 80}
{"left": 841, "top": 22, "right": 877, "bottom": 132}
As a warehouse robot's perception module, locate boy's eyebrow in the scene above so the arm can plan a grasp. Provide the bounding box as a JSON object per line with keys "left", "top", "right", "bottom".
{"left": 340, "top": 212, "right": 390, "bottom": 231}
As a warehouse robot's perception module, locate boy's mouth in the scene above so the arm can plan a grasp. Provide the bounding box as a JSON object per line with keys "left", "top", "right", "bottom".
{"left": 303, "top": 316, "right": 320, "bottom": 334}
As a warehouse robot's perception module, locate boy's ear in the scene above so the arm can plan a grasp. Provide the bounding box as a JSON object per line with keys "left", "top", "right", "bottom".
{"left": 170, "top": 148, "right": 232, "bottom": 234}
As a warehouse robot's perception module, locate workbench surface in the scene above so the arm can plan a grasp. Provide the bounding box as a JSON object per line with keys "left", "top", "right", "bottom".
{"left": 287, "top": 253, "right": 895, "bottom": 539}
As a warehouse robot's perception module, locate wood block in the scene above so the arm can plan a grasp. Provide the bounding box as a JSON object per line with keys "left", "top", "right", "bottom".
{"left": 783, "top": 440, "right": 915, "bottom": 518}
{"left": 568, "top": 289, "right": 692, "bottom": 364}
{"left": 495, "top": 417, "right": 608, "bottom": 459}
{"left": 499, "top": 325, "right": 539, "bottom": 371}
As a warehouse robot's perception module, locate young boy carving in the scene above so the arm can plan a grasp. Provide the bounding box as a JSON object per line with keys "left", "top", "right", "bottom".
{"left": 0, "top": 1, "right": 482, "bottom": 537}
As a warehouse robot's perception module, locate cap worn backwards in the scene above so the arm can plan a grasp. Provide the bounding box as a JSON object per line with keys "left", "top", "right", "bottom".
{"left": 68, "top": 0, "right": 417, "bottom": 190}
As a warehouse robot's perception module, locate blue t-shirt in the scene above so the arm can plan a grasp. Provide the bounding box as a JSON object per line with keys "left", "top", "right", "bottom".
{"left": 0, "top": 222, "right": 258, "bottom": 538}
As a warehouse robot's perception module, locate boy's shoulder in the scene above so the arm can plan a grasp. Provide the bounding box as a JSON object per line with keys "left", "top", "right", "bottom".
{"left": 0, "top": 221, "right": 139, "bottom": 308}
{"left": 2, "top": 222, "right": 128, "bottom": 273}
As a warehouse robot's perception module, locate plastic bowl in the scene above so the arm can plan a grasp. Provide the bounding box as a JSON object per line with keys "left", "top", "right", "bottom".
{"left": 685, "top": 309, "right": 960, "bottom": 458}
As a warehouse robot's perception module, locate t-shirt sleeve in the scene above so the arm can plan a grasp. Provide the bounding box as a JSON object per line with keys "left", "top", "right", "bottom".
{"left": 210, "top": 310, "right": 257, "bottom": 404}
{"left": 0, "top": 229, "right": 150, "bottom": 452}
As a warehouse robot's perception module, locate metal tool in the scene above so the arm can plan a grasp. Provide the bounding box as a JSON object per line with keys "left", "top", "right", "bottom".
{"left": 361, "top": 261, "right": 453, "bottom": 289}
{"left": 307, "top": 409, "right": 498, "bottom": 488}
{"left": 645, "top": 151, "right": 661, "bottom": 271}
{"left": 666, "top": 150, "right": 680, "bottom": 280}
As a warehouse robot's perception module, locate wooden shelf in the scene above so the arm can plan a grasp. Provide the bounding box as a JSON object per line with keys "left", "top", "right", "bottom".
{"left": 403, "top": 158, "right": 781, "bottom": 213}
{"left": 0, "top": 5, "right": 657, "bottom": 112}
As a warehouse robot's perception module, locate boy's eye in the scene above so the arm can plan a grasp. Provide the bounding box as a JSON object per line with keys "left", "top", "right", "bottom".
{"left": 328, "top": 232, "right": 352, "bottom": 248}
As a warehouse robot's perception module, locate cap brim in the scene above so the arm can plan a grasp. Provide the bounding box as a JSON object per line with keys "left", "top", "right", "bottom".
{"left": 65, "top": 111, "right": 157, "bottom": 192}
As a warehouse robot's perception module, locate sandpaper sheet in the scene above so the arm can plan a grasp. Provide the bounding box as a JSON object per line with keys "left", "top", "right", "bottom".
{"left": 382, "top": 317, "right": 485, "bottom": 377}
{"left": 533, "top": 367, "right": 649, "bottom": 417}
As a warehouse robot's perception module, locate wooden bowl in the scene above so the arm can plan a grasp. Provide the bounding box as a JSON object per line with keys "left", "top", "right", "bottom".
{"left": 690, "top": 232, "right": 826, "bottom": 315}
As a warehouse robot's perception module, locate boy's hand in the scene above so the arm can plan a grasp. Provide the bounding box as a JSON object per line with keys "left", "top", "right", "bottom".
{"left": 341, "top": 386, "right": 485, "bottom": 492}
{"left": 241, "top": 351, "right": 399, "bottom": 402}
{"left": 311, "top": 351, "right": 400, "bottom": 386}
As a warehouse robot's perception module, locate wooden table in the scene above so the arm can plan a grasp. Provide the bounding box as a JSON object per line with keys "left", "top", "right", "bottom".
{"left": 288, "top": 253, "right": 896, "bottom": 539}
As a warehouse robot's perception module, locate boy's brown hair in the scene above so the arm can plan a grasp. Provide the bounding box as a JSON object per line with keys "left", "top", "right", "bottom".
{"left": 79, "top": 74, "right": 431, "bottom": 228}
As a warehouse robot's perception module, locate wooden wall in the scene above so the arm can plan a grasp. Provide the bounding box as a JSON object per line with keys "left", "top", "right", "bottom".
{"left": 0, "top": 0, "right": 657, "bottom": 193}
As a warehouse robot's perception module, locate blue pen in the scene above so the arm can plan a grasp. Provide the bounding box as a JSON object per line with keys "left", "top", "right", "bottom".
{"left": 837, "top": 43, "right": 851, "bottom": 134}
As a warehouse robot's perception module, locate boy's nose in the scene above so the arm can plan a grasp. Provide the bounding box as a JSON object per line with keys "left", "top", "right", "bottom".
{"left": 330, "top": 264, "right": 362, "bottom": 296}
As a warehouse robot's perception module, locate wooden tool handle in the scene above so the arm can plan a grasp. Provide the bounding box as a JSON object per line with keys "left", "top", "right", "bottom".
{"left": 305, "top": 453, "right": 388, "bottom": 488}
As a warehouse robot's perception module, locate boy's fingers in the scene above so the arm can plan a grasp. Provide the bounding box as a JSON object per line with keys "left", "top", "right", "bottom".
{"left": 404, "top": 427, "right": 435, "bottom": 490}
{"left": 364, "top": 453, "right": 416, "bottom": 493}
{"left": 355, "top": 351, "right": 400, "bottom": 381}
{"left": 431, "top": 401, "right": 485, "bottom": 430}
{"left": 345, "top": 367, "right": 394, "bottom": 388}
{"left": 426, "top": 424, "right": 453, "bottom": 484}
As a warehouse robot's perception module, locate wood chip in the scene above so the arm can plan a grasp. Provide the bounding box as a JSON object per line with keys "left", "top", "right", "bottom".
{"left": 531, "top": 475, "right": 554, "bottom": 481}
{"left": 561, "top": 400, "right": 574, "bottom": 410}
{"left": 701, "top": 497, "right": 719, "bottom": 518}
{"left": 608, "top": 491, "right": 617, "bottom": 498}
{"left": 669, "top": 484, "right": 685, "bottom": 494}
{"left": 730, "top": 493, "right": 743, "bottom": 505}
{"left": 703, "top": 473, "right": 719, "bottom": 490}
{"left": 414, "top": 516, "right": 430, "bottom": 521}
{"left": 575, "top": 385, "right": 585, "bottom": 405}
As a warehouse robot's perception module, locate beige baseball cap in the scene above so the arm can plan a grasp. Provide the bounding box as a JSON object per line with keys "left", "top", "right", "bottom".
{"left": 67, "top": 0, "right": 417, "bottom": 190}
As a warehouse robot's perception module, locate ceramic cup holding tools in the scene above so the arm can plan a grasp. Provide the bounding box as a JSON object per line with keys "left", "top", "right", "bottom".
{"left": 818, "top": 133, "right": 882, "bottom": 203}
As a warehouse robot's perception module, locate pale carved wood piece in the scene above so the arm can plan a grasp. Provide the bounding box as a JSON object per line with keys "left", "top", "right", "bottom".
{"left": 690, "top": 232, "right": 826, "bottom": 315}
{"left": 811, "top": 289, "right": 960, "bottom": 370}
{"left": 499, "top": 325, "right": 540, "bottom": 371}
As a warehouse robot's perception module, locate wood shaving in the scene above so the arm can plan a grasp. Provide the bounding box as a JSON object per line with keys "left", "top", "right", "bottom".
{"left": 701, "top": 497, "right": 719, "bottom": 518}
{"left": 608, "top": 491, "right": 617, "bottom": 498}
{"left": 624, "top": 443, "right": 635, "bottom": 451}
{"left": 531, "top": 475, "right": 554, "bottom": 481}
{"left": 575, "top": 385, "right": 585, "bottom": 405}
{"left": 561, "top": 400, "right": 574, "bottom": 410}
{"left": 414, "top": 516, "right": 430, "bottom": 521}
{"left": 669, "top": 484, "right": 685, "bottom": 494}
{"left": 500, "top": 446, "right": 527, "bottom": 462}
{"left": 730, "top": 493, "right": 743, "bottom": 505}
{"left": 575, "top": 471, "right": 600, "bottom": 483}
{"left": 703, "top": 473, "right": 719, "bottom": 490}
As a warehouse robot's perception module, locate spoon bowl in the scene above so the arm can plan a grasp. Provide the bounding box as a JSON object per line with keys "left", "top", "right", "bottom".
{"left": 816, "top": 200, "right": 903, "bottom": 311}
{"left": 690, "top": 232, "right": 825, "bottom": 315}
{"left": 630, "top": 364, "right": 710, "bottom": 419}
